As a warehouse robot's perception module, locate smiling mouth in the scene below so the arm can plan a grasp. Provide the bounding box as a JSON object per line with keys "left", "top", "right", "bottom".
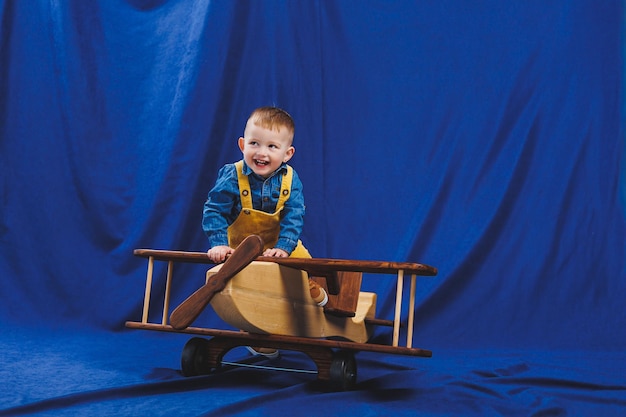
{"left": 254, "top": 159, "right": 269, "bottom": 166}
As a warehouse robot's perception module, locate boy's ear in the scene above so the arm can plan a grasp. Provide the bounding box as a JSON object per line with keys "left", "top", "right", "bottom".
{"left": 238, "top": 137, "right": 245, "bottom": 152}
{"left": 283, "top": 146, "right": 295, "bottom": 162}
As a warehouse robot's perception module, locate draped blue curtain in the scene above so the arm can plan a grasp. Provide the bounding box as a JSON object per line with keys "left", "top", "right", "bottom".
{"left": 0, "top": 0, "right": 624, "bottom": 370}
{"left": 1, "top": 1, "right": 625, "bottom": 415}
{"left": 2, "top": 0, "right": 624, "bottom": 349}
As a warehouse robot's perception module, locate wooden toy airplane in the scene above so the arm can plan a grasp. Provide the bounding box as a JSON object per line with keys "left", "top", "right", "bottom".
{"left": 126, "top": 235, "right": 438, "bottom": 391}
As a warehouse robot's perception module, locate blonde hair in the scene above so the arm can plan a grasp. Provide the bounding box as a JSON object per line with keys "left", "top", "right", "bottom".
{"left": 247, "top": 106, "right": 295, "bottom": 137}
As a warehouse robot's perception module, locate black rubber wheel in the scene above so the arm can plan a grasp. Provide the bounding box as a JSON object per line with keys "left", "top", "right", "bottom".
{"left": 328, "top": 350, "right": 357, "bottom": 391}
{"left": 181, "top": 337, "right": 212, "bottom": 376}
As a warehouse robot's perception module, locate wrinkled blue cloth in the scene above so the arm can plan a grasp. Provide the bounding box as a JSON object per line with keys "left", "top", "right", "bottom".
{"left": 0, "top": 0, "right": 624, "bottom": 416}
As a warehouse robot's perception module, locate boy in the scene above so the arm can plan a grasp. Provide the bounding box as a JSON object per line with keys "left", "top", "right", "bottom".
{"left": 202, "top": 106, "right": 328, "bottom": 306}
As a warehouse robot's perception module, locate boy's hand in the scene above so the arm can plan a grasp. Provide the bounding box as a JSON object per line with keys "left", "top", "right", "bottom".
{"left": 207, "top": 245, "right": 234, "bottom": 263}
{"left": 263, "top": 248, "right": 289, "bottom": 257}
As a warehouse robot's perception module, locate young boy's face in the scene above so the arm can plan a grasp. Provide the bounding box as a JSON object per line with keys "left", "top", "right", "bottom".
{"left": 238, "top": 121, "right": 295, "bottom": 178}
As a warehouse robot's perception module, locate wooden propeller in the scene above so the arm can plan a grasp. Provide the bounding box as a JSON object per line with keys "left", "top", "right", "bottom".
{"left": 169, "top": 235, "right": 264, "bottom": 330}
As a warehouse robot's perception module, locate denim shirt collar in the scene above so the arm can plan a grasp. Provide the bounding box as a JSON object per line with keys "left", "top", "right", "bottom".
{"left": 241, "top": 160, "right": 288, "bottom": 180}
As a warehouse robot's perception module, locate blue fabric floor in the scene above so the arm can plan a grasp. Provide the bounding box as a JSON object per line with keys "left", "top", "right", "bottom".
{"left": 1, "top": 325, "right": 624, "bottom": 416}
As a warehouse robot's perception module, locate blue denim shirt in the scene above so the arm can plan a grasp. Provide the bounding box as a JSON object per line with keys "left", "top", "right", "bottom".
{"left": 202, "top": 161, "right": 305, "bottom": 254}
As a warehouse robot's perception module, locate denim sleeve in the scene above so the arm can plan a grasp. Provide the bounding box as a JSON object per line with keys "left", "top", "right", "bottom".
{"left": 275, "top": 169, "right": 305, "bottom": 254}
{"left": 202, "top": 164, "right": 240, "bottom": 248}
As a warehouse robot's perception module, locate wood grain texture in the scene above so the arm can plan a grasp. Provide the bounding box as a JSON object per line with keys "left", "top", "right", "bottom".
{"left": 133, "top": 249, "right": 438, "bottom": 276}
{"left": 169, "top": 235, "right": 263, "bottom": 330}
{"left": 125, "top": 322, "right": 433, "bottom": 358}
{"left": 206, "top": 261, "right": 377, "bottom": 343}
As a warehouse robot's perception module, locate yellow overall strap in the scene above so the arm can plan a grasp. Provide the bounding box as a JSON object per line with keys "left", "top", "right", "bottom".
{"left": 234, "top": 161, "right": 253, "bottom": 209}
{"left": 276, "top": 165, "right": 293, "bottom": 210}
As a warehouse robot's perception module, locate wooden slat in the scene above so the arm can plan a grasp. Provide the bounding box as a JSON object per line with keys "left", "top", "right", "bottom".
{"left": 364, "top": 317, "right": 396, "bottom": 327}
{"left": 133, "top": 249, "right": 437, "bottom": 276}
{"left": 407, "top": 274, "right": 417, "bottom": 348}
{"left": 141, "top": 257, "right": 154, "bottom": 324}
{"left": 125, "top": 321, "right": 432, "bottom": 358}
{"left": 161, "top": 261, "right": 174, "bottom": 325}
{"left": 392, "top": 270, "right": 404, "bottom": 347}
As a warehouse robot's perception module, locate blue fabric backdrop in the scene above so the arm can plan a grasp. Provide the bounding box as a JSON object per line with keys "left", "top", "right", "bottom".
{"left": 1, "top": 1, "right": 624, "bottom": 415}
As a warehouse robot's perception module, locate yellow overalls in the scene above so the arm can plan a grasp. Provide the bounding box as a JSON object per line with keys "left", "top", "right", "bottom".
{"left": 227, "top": 161, "right": 311, "bottom": 258}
